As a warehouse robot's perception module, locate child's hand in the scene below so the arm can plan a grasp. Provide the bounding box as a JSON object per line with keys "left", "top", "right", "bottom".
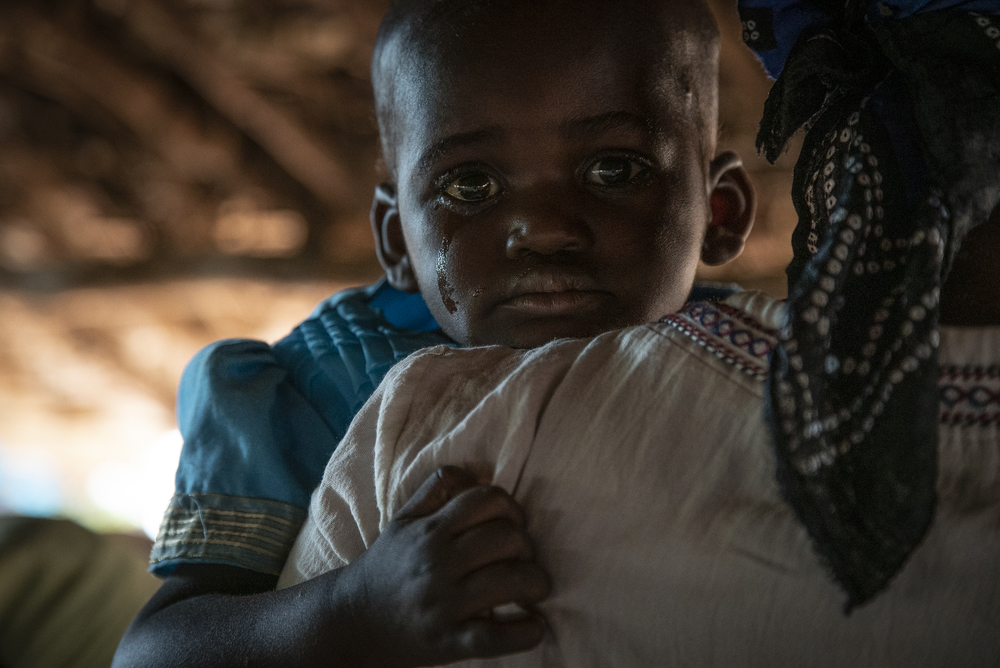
{"left": 347, "top": 466, "right": 551, "bottom": 667}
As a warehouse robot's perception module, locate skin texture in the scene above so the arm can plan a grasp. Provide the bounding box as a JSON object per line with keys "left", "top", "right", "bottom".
{"left": 114, "top": 2, "right": 748, "bottom": 667}
{"left": 371, "top": 0, "right": 755, "bottom": 348}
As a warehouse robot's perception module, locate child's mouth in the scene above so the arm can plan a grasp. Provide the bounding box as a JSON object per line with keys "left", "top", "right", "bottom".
{"left": 499, "top": 289, "right": 607, "bottom": 316}
{"left": 498, "top": 271, "right": 608, "bottom": 316}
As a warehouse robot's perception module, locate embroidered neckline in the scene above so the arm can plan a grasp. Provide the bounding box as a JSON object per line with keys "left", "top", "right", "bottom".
{"left": 663, "top": 300, "right": 1000, "bottom": 426}
{"left": 661, "top": 300, "right": 776, "bottom": 381}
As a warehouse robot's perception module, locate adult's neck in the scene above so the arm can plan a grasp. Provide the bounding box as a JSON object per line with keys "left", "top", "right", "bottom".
{"left": 939, "top": 203, "right": 1000, "bottom": 327}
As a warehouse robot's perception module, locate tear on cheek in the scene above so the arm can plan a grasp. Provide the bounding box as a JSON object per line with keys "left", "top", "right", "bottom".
{"left": 436, "top": 237, "right": 458, "bottom": 314}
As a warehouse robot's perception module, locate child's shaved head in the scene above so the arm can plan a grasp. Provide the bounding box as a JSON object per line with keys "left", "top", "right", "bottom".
{"left": 367, "top": 0, "right": 753, "bottom": 349}
{"left": 372, "top": 0, "right": 721, "bottom": 178}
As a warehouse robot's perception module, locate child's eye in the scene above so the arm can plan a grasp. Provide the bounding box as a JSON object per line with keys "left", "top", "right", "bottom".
{"left": 443, "top": 172, "right": 501, "bottom": 202}
{"left": 584, "top": 157, "right": 649, "bottom": 187}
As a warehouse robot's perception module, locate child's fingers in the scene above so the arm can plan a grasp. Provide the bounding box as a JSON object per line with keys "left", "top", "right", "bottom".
{"left": 394, "top": 466, "right": 480, "bottom": 521}
{"left": 435, "top": 484, "right": 527, "bottom": 537}
{"left": 447, "top": 517, "right": 536, "bottom": 573}
{"left": 451, "top": 613, "right": 548, "bottom": 660}
{"left": 455, "top": 560, "right": 552, "bottom": 620}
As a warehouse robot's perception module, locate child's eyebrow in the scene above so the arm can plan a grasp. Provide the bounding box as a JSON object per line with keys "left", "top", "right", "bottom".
{"left": 414, "top": 127, "right": 504, "bottom": 174}
{"left": 560, "top": 111, "right": 658, "bottom": 140}
{"left": 412, "top": 111, "right": 658, "bottom": 175}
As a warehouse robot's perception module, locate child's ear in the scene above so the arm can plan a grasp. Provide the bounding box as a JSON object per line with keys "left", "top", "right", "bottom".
{"left": 701, "top": 151, "right": 756, "bottom": 266}
{"left": 371, "top": 183, "right": 420, "bottom": 293}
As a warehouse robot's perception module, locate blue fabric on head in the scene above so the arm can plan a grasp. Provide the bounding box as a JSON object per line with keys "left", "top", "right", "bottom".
{"left": 738, "top": 0, "right": 998, "bottom": 78}
{"left": 737, "top": 0, "right": 832, "bottom": 79}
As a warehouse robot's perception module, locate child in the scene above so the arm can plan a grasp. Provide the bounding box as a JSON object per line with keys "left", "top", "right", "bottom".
{"left": 279, "top": 2, "right": 1000, "bottom": 665}
{"left": 113, "top": 1, "right": 755, "bottom": 666}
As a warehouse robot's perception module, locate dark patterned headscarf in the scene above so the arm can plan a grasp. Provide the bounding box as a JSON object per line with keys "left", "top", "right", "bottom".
{"left": 737, "top": 0, "right": 1000, "bottom": 611}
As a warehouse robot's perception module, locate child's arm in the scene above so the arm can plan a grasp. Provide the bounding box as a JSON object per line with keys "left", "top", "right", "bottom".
{"left": 113, "top": 467, "right": 550, "bottom": 668}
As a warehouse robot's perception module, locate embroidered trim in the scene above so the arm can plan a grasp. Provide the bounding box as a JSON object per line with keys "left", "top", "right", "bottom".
{"left": 660, "top": 301, "right": 776, "bottom": 381}
{"left": 939, "top": 364, "right": 1000, "bottom": 426}
{"left": 663, "top": 301, "right": 999, "bottom": 426}
{"left": 150, "top": 494, "right": 307, "bottom": 576}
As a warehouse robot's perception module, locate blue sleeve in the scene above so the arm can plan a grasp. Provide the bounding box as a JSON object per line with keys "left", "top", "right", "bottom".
{"left": 174, "top": 339, "right": 341, "bottom": 507}
{"left": 150, "top": 339, "right": 340, "bottom": 576}
{"left": 737, "top": 0, "right": 998, "bottom": 79}
{"left": 150, "top": 281, "right": 455, "bottom": 576}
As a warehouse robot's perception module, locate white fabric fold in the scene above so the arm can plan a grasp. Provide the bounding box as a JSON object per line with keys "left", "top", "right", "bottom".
{"left": 279, "top": 294, "right": 1000, "bottom": 667}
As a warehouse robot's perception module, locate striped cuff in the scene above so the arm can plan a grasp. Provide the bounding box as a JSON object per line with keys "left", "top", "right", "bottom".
{"left": 150, "top": 494, "right": 306, "bottom": 576}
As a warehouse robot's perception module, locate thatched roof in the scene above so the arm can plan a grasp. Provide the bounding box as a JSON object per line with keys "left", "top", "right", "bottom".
{"left": 0, "top": 0, "right": 799, "bottom": 530}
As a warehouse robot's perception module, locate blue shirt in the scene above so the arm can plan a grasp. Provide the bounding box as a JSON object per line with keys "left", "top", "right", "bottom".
{"left": 737, "top": 0, "right": 999, "bottom": 79}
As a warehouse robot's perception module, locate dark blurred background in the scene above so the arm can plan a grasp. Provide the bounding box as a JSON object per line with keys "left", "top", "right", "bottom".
{"left": 0, "top": 0, "right": 800, "bottom": 536}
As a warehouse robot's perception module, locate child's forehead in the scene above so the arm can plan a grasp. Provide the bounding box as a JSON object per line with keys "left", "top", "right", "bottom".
{"left": 374, "top": 0, "right": 718, "bottom": 171}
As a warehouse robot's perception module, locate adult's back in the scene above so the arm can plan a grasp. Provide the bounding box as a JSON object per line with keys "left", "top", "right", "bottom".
{"left": 281, "top": 292, "right": 1000, "bottom": 667}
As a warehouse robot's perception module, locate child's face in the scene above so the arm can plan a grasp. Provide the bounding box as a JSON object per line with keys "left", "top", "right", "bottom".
{"left": 375, "top": 3, "right": 747, "bottom": 348}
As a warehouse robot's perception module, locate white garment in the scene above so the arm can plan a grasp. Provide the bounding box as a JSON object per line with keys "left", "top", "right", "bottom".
{"left": 279, "top": 292, "right": 1000, "bottom": 667}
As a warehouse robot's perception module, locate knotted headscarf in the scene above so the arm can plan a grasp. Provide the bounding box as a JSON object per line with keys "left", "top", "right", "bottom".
{"left": 737, "top": 0, "right": 1000, "bottom": 610}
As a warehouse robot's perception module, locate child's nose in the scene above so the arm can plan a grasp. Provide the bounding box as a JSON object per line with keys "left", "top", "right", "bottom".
{"left": 504, "top": 198, "right": 592, "bottom": 259}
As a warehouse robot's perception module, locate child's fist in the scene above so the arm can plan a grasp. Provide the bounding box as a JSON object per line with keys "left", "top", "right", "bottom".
{"left": 349, "top": 466, "right": 550, "bottom": 667}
